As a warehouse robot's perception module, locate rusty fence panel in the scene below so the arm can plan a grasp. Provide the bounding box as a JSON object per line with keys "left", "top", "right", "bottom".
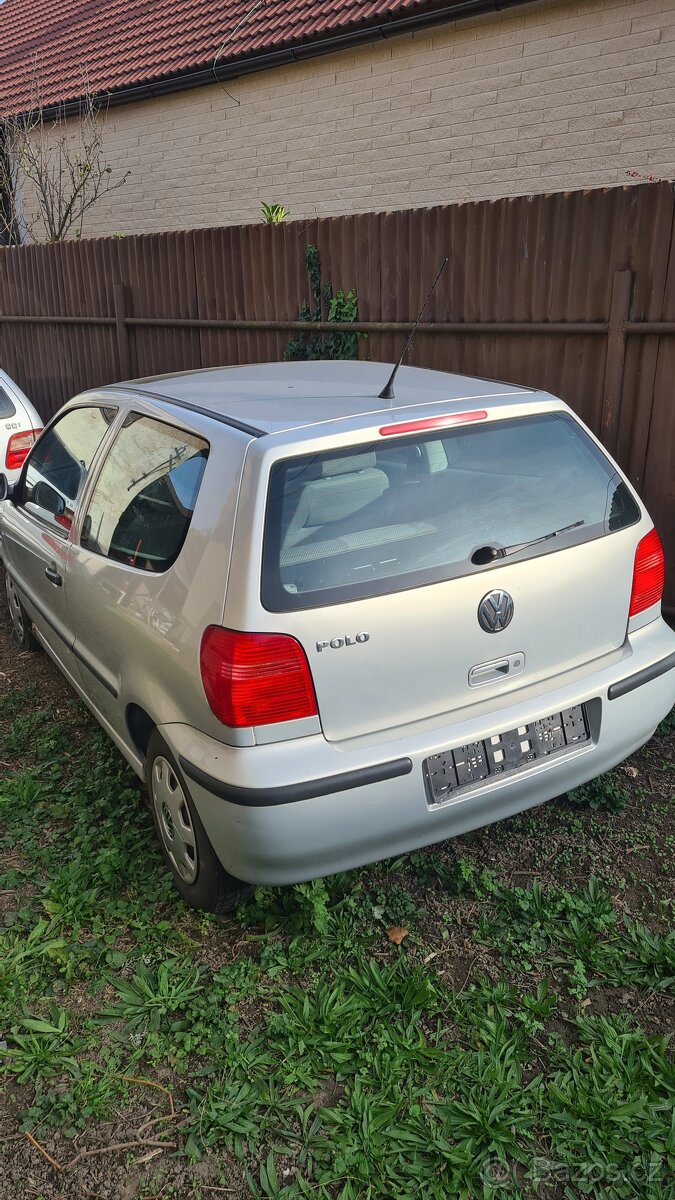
{"left": 0, "top": 183, "right": 674, "bottom": 610}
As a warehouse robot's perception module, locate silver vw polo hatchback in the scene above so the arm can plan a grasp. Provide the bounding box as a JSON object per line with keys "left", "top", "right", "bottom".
{"left": 1, "top": 361, "right": 673, "bottom": 912}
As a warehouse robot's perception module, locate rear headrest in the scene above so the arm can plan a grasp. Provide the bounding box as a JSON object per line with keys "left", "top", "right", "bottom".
{"left": 322, "top": 452, "right": 376, "bottom": 477}
{"left": 286, "top": 461, "right": 322, "bottom": 482}
{"left": 424, "top": 440, "right": 448, "bottom": 473}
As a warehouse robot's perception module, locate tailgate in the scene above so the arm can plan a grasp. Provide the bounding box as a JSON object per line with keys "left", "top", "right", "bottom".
{"left": 261, "top": 410, "right": 642, "bottom": 742}
{"left": 298, "top": 534, "right": 634, "bottom": 741}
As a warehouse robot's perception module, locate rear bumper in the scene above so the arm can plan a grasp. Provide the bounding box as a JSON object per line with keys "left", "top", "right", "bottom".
{"left": 162, "top": 618, "right": 675, "bottom": 885}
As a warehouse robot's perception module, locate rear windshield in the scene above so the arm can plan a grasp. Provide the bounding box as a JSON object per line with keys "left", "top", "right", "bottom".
{"left": 262, "top": 412, "right": 641, "bottom": 612}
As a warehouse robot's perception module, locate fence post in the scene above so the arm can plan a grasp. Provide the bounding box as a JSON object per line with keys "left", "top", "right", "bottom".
{"left": 114, "top": 283, "right": 130, "bottom": 380}
{"left": 600, "top": 269, "right": 633, "bottom": 455}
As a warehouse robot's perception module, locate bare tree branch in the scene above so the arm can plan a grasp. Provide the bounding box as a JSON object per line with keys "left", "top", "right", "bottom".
{"left": 0, "top": 67, "right": 130, "bottom": 245}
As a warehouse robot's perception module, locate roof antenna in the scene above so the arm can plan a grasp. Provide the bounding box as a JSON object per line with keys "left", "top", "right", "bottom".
{"left": 378, "top": 257, "right": 448, "bottom": 401}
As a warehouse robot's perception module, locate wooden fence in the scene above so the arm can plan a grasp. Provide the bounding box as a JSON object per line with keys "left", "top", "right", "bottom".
{"left": 1, "top": 183, "right": 674, "bottom": 611}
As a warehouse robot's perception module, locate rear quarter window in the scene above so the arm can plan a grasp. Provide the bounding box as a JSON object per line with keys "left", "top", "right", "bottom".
{"left": 262, "top": 412, "right": 641, "bottom": 611}
{"left": 81, "top": 414, "right": 209, "bottom": 573}
{"left": 0, "top": 386, "right": 17, "bottom": 419}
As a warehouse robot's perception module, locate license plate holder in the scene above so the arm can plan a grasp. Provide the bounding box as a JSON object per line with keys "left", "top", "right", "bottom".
{"left": 424, "top": 704, "right": 590, "bottom": 804}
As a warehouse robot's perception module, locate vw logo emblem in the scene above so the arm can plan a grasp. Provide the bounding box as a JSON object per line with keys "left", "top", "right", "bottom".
{"left": 478, "top": 590, "right": 514, "bottom": 633}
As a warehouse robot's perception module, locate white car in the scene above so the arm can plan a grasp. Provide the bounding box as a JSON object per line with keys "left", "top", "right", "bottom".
{"left": 0, "top": 369, "right": 43, "bottom": 484}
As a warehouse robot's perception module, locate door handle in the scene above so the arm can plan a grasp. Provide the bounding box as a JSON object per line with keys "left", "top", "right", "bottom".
{"left": 45, "top": 563, "right": 62, "bottom": 587}
{"left": 468, "top": 652, "right": 525, "bottom": 688}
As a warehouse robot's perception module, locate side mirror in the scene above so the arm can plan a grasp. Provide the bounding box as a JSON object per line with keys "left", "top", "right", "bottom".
{"left": 0, "top": 473, "right": 14, "bottom": 502}
{"left": 32, "top": 480, "right": 66, "bottom": 516}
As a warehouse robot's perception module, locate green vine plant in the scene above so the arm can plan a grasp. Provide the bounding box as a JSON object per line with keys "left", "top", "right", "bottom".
{"left": 283, "top": 244, "right": 361, "bottom": 362}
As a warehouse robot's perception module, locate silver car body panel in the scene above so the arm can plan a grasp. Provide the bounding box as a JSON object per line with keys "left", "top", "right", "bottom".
{"left": 1, "top": 361, "right": 673, "bottom": 886}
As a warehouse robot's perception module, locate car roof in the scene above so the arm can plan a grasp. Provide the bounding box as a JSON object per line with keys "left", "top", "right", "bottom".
{"left": 106, "top": 361, "right": 533, "bottom": 437}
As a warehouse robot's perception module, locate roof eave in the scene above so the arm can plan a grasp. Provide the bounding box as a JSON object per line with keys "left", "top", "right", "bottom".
{"left": 35, "top": 0, "right": 533, "bottom": 118}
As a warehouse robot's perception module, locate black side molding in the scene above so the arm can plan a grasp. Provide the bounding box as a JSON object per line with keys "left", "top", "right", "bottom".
{"left": 72, "top": 646, "right": 118, "bottom": 698}
{"left": 607, "top": 652, "right": 675, "bottom": 701}
{"left": 119, "top": 386, "right": 265, "bottom": 438}
{"left": 178, "top": 755, "right": 413, "bottom": 808}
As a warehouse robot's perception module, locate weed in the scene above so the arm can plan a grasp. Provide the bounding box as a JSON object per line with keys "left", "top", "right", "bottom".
{"left": 99, "top": 959, "right": 204, "bottom": 1038}
{"left": 23, "top": 1068, "right": 127, "bottom": 1136}
{"left": 284, "top": 245, "right": 360, "bottom": 362}
{"left": 543, "top": 1015, "right": 675, "bottom": 1195}
{"left": 567, "top": 770, "right": 628, "bottom": 813}
{"left": 369, "top": 882, "right": 425, "bottom": 929}
{"left": 568, "top": 957, "right": 591, "bottom": 1002}
{"left": 0, "top": 919, "right": 71, "bottom": 1022}
{"left": 261, "top": 202, "right": 288, "bottom": 224}
{"left": 2, "top": 1008, "right": 81, "bottom": 1084}
{"left": 410, "top": 851, "right": 497, "bottom": 897}
{"left": 475, "top": 876, "right": 675, "bottom": 994}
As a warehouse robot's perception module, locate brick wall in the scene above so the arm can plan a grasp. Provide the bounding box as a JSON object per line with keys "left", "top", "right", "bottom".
{"left": 22, "top": 0, "right": 675, "bottom": 237}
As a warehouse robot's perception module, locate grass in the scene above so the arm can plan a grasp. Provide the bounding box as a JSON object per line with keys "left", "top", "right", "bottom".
{"left": 0, "top": 666, "right": 673, "bottom": 1199}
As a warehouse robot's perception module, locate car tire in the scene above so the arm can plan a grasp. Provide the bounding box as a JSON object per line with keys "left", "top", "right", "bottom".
{"left": 3, "top": 569, "right": 40, "bottom": 652}
{"left": 146, "top": 730, "right": 252, "bottom": 915}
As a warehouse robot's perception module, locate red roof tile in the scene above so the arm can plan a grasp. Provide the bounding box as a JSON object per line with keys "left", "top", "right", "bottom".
{"left": 0, "top": 0, "right": 453, "bottom": 115}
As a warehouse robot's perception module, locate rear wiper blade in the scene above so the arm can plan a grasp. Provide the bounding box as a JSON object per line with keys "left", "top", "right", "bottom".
{"left": 471, "top": 520, "right": 584, "bottom": 566}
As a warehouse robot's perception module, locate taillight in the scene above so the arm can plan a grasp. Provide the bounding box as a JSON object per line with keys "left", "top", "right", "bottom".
{"left": 5, "top": 428, "right": 41, "bottom": 471}
{"left": 200, "top": 627, "right": 318, "bottom": 727}
{"left": 629, "top": 528, "right": 664, "bottom": 617}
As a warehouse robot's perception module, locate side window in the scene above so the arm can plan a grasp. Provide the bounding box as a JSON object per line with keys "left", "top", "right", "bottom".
{"left": 21, "top": 406, "right": 116, "bottom": 532}
{"left": 0, "top": 385, "right": 17, "bottom": 418}
{"left": 81, "top": 414, "right": 208, "bottom": 573}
